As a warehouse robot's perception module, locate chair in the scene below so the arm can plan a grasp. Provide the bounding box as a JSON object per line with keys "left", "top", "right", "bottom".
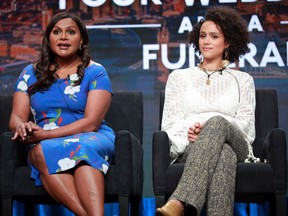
{"left": 0, "top": 91, "right": 144, "bottom": 216}
{"left": 153, "top": 88, "right": 287, "bottom": 216}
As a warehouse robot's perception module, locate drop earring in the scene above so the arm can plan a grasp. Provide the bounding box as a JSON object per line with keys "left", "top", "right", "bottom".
{"left": 222, "top": 48, "right": 230, "bottom": 67}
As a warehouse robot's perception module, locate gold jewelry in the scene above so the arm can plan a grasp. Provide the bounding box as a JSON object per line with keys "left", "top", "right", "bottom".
{"left": 198, "top": 62, "right": 226, "bottom": 85}
{"left": 222, "top": 48, "right": 230, "bottom": 67}
{"left": 222, "top": 59, "right": 230, "bottom": 68}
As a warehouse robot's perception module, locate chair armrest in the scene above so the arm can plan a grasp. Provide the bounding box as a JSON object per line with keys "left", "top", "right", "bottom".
{"left": 152, "top": 130, "right": 171, "bottom": 195}
{"left": 0, "top": 132, "right": 18, "bottom": 197}
{"left": 114, "top": 130, "right": 143, "bottom": 197}
{"left": 264, "top": 128, "right": 287, "bottom": 192}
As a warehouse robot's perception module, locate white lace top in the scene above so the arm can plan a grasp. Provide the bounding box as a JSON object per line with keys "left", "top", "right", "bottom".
{"left": 161, "top": 67, "right": 256, "bottom": 163}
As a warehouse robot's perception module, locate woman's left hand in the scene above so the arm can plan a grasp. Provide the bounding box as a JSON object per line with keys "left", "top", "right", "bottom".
{"left": 188, "top": 122, "right": 203, "bottom": 143}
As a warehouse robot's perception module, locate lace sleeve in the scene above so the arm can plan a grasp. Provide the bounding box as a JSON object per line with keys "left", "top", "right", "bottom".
{"left": 161, "top": 71, "right": 190, "bottom": 160}
{"left": 230, "top": 73, "right": 256, "bottom": 145}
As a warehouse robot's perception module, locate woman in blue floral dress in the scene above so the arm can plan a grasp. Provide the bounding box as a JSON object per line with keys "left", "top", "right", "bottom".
{"left": 9, "top": 12, "right": 115, "bottom": 216}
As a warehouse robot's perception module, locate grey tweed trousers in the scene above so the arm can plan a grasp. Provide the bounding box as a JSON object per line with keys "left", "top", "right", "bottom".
{"left": 170, "top": 116, "right": 249, "bottom": 216}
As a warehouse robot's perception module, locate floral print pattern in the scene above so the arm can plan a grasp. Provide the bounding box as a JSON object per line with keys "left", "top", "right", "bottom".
{"left": 17, "top": 74, "right": 30, "bottom": 91}
{"left": 15, "top": 63, "right": 115, "bottom": 186}
{"left": 58, "top": 158, "right": 76, "bottom": 171}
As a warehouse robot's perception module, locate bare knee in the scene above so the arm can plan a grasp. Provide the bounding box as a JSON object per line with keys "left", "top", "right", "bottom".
{"left": 28, "top": 144, "right": 46, "bottom": 169}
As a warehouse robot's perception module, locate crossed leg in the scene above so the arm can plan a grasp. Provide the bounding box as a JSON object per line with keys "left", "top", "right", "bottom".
{"left": 206, "top": 144, "right": 237, "bottom": 216}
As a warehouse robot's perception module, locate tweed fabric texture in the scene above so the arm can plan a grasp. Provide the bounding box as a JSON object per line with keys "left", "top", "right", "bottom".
{"left": 170, "top": 116, "right": 249, "bottom": 216}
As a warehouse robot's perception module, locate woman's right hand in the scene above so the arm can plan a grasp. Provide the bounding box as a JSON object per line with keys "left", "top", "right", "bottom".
{"left": 188, "top": 122, "right": 203, "bottom": 143}
{"left": 12, "top": 121, "right": 40, "bottom": 142}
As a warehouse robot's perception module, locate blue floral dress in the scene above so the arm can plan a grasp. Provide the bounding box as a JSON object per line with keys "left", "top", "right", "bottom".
{"left": 15, "top": 63, "right": 115, "bottom": 186}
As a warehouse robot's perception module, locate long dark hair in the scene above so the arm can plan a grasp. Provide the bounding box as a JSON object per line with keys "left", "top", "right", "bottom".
{"left": 28, "top": 12, "right": 91, "bottom": 95}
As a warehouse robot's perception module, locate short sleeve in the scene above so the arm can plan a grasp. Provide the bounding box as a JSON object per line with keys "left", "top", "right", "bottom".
{"left": 88, "top": 63, "right": 112, "bottom": 93}
{"left": 14, "top": 64, "right": 37, "bottom": 94}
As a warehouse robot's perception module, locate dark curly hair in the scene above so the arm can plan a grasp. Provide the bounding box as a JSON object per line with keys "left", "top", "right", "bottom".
{"left": 28, "top": 12, "right": 91, "bottom": 95}
{"left": 188, "top": 6, "right": 250, "bottom": 63}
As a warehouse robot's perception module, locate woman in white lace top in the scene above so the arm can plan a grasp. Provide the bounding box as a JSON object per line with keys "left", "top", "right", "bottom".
{"left": 156, "top": 6, "right": 257, "bottom": 216}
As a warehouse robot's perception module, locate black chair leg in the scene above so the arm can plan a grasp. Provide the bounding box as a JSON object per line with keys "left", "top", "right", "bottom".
{"left": 155, "top": 195, "right": 166, "bottom": 209}
{"left": 119, "top": 195, "right": 129, "bottom": 216}
{"left": 275, "top": 193, "right": 286, "bottom": 216}
{"left": 2, "top": 197, "right": 13, "bottom": 216}
{"left": 25, "top": 203, "right": 34, "bottom": 216}
{"left": 245, "top": 203, "right": 250, "bottom": 216}
{"left": 130, "top": 197, "right": 141, "bottom": 216}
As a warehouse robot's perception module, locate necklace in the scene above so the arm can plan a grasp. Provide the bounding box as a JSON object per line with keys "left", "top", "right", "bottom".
{"left": 198, "top": 63, "right": 226, "bottom": 85}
